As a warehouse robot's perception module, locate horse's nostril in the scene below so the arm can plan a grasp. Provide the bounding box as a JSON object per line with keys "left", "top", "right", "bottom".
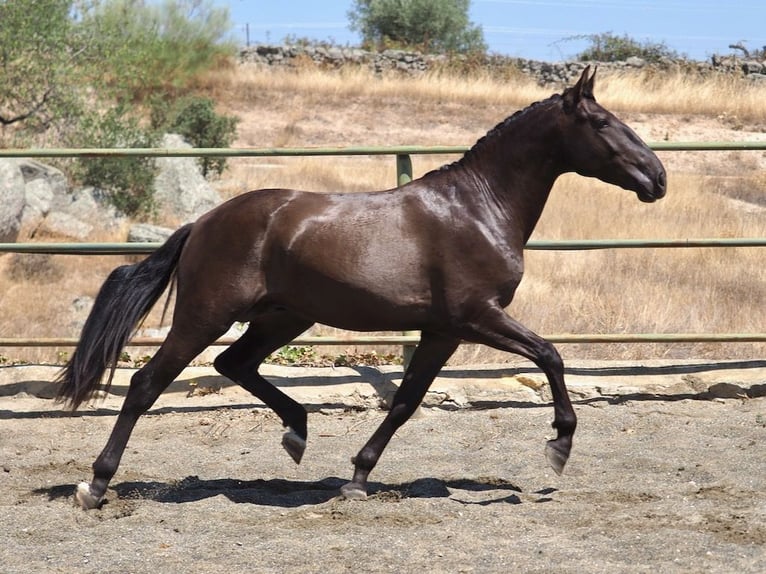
{"left": 657, "top": 171, "right": 667, "bottom": 190}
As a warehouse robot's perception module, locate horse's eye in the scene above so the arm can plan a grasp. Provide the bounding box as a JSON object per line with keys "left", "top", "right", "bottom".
{"left": 593, "top": 118, "right": 610, "bottom": 130}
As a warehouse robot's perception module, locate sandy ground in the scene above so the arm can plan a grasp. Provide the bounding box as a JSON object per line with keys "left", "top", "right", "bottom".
{"left": 1, "top": 360, "right": 765, "bottom": 573}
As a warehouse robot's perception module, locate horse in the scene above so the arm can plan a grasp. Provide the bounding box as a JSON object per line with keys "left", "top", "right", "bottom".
{"left": 56, "top": 67, "right": 666, "bottom": 509}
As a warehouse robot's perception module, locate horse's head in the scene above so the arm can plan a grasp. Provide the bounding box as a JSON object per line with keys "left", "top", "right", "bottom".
{"left": 560, "top": 67, "right": 666, "bottom": 203}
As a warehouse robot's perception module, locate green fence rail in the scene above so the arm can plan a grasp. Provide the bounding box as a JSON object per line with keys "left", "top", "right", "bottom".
{"left": 2, "top": 141, "right": 766, "bottom": 159}
{"left": 3, "top": 237, "right": 766, "bottom": 256}
{"left": 1, "top": 142, "right": 765, "bottom": 349}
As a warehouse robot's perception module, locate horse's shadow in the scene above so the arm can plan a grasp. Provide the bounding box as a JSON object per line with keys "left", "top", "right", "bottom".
{"left": 36, "top": 475, "right": 542, "bottom": 508}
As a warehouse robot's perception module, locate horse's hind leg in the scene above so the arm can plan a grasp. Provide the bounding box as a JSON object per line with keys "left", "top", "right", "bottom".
{"left": 77, "top": 331, "right": 217, "bottom": 509}
{"left": 213, "top": 312, "right": 314, "bottom": 464}
{"left": 341, "top": 332, "right": 459, "bottom": 499}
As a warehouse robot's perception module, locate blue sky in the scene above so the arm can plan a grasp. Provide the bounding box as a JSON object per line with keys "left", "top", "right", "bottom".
{"left": 218, "top": 0, "right": 765, "bottom": 62}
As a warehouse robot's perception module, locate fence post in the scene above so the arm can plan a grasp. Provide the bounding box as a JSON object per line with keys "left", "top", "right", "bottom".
{"left": 396, "top": 153, "right": 412, "bottom": 186}
{"left": 396, "top": 154, "right": 418, "bottom": 367}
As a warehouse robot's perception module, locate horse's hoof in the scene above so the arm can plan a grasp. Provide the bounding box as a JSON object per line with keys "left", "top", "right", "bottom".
{"left": 281, "top": 428, "right": 306, "bottom": 464}
{"left": 75, "top": 481, "right": 104, "bottom": 510}
{"left": 340, "top": 482, "right": 368, "bottom": 501}
{"left": 545, "top": 440, "right": 570, "bottom": 476}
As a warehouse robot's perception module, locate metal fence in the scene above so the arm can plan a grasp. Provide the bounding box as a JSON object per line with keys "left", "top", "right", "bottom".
{"left": 1, "top": 142, "right": 765, "bottom": 351}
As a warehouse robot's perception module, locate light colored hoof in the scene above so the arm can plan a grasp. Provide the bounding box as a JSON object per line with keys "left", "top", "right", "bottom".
{"left": 340, "top": 483, "right": 368, "bottom": 501}
{"left": 545, "top": 441, "right": 569, "bottom": 476}
{"left": 75, "top": 481, "right": 104, "bottom": 510}
{"left": 281, "top": 428, "right": 306, "bottom": 464}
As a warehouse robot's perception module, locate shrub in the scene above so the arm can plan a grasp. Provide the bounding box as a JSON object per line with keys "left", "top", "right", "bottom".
{"left": 153, "top": 96, "right": 239, "bottom": 178}
{"left": 572, "top": 32, "right": 679, "bottom": 63}
{"left": 70, "top": 106, "right": 159, "bottom": 218}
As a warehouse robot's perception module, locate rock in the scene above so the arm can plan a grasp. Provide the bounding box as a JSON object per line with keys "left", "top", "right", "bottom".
{"left": 72, "top": 295, "right": 94, "bottom": 312}
{"left": 18, "top": 160, "right": 68, "bottom": 198}
{"left": 59, "top": 187, "right": 126, "bottom": 234}
{"left": 742, "top": 60, "right": 764, "bottom": 74}
{"left": 36, "top": 211, "right": 92, "bottom": 240}
{"left": 127, "top": 223, "right": 174, "bottom": 243}
{"left": 20, "top": 177, "right": 54, "bottom": 231}
{"left": 0, "top": 160, "right": 26, "bottom": 243}
{"left": 153, "top": 134, "right": 221, "bottom": 223}
{"left": 11, "top": 159, "right": 126, "bottom": 240}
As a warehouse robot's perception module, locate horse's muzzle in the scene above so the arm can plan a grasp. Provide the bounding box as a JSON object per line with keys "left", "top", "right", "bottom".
{"left": 638, "top": 167, "right": 667, "bottom": 203}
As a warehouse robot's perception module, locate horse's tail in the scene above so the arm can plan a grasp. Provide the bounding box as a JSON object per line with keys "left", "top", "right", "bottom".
{"left": 56, "top": 224, "right": 194, "bottom": 410}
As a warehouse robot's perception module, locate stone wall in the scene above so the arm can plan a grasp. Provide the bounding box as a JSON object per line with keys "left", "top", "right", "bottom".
{"left": 240, "top": 44, "right": 766, "bottom": 86}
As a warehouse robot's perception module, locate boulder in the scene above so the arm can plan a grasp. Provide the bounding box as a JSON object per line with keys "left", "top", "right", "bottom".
{"left": 21, "top": 177, "right": 55, "bottom": 230}
{"left": 60, "top": 187, "right": 126, "bottom": 234}
{"left": 742, "top": 60, "right": 765, "bottom": 75}
{"left": 19, "top": 160, "right": 68, "bottom": 200}
{"left": 153, "top": 134, "right": 221, "bottom": 223}
{"left": 0, "top": 160, "right": 26, "bottom": 243}
{"left": 127, "top": 223, "right": 174, "bottom": 243}
{"left": 36, "top": 212, "right": 92, "bottom": 240}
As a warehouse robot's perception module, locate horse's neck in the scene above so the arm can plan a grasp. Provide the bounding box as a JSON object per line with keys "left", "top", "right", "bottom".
{"left": 459, "top": 114, "right": 564, "bottom": 244}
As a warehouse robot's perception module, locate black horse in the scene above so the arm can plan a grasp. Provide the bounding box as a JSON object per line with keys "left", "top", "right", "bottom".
{"left": 57, "top": 68, "right": 666, "bottom": 509}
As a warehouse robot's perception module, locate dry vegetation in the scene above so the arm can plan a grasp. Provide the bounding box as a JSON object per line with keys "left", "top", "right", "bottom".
{"left": 2, "top": 64, "right": 765, "bottom": 364}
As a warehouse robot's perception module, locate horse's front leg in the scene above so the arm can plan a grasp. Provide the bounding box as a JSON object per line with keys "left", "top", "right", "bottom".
{"left": 464, "top": 306, "right": 577, "bottom": 475}
{"left": 341, "top": 332, "right": 459, "bottom": 499}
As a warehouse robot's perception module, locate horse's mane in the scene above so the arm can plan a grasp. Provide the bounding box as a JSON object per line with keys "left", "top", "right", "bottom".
{"left": 432, "top": 93, "right": 563, "bottom": 174}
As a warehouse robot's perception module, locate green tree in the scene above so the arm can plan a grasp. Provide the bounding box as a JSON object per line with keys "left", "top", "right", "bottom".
{"left": 0, "top": 0, "right": 88, "bottom": 132}
{"left": 348, "top": 0, "right": 486, "bottom": 54}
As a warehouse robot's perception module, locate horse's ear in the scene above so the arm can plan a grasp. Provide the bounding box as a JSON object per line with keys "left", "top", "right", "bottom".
{"left": 563, "top": 66, "right": 593, "bottom": 113}
{"left": 583, "top": 66, "right": 597, "bottom": 98}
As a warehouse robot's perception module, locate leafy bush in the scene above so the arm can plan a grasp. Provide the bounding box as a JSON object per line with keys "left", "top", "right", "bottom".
{"left": 573, "top": 32, "right": 679, "bottom": 63}
{"left": 152, "top": 97, "right": 239, "bottom": 178}
{"left": 71, "top": 106, "right": 159, "bottom": 218}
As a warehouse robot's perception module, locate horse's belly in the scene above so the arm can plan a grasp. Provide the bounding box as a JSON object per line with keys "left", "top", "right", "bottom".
{"left": 268, "top": 267, "right": 430, "bottom": 332}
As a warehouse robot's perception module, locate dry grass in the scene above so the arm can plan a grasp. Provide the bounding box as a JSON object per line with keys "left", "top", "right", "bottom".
{"left": 202, "top": 64, "right": 766, "bottom": 125}
{"left": 595, "top": 69, "right": 766, "bottom": 123}
{"left": 197, "top": 63, "right": 547, "bottom": 111}
{"left": 2, "top": 64, "right": 765, "bottom": 364}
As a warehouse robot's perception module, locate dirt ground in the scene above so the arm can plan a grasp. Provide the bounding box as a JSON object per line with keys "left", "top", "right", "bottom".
{"left": 1, "top": 360, "right": 765, "bottom": 574}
